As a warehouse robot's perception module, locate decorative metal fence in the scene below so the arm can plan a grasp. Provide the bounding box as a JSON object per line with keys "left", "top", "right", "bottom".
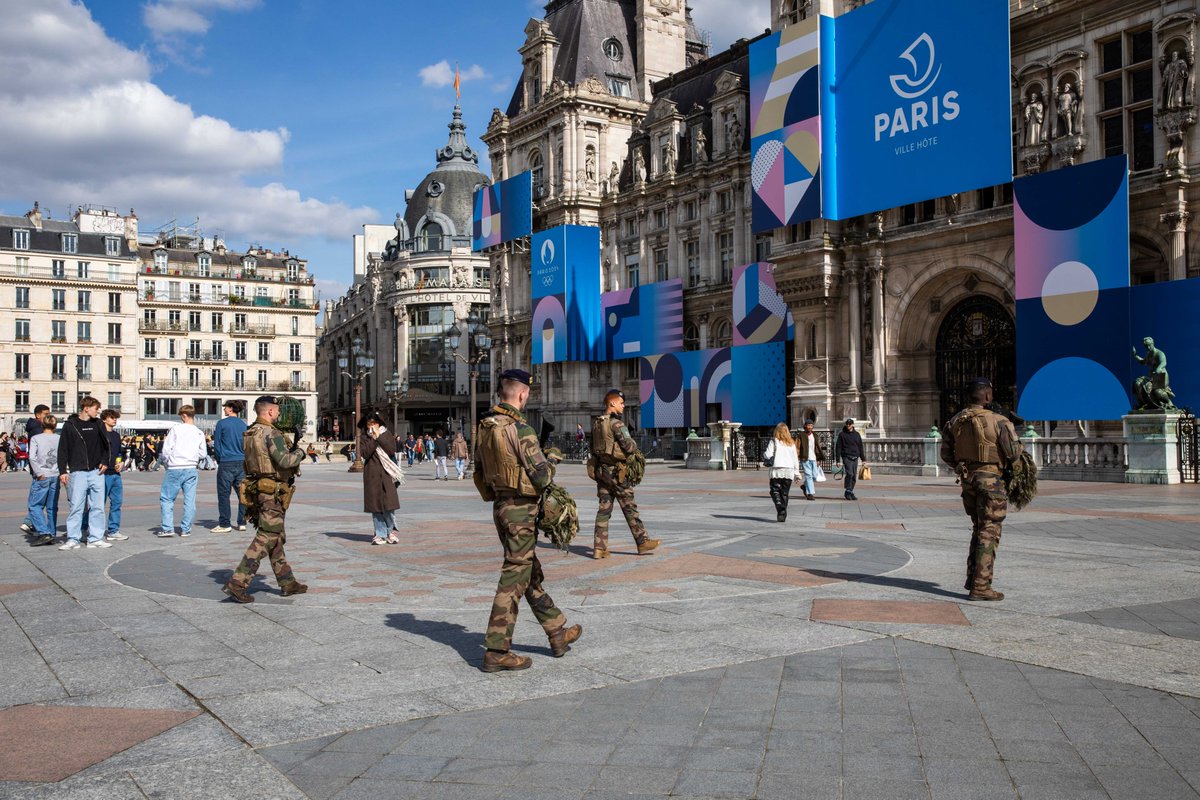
{"left": 1179, "top": 411, "right": 1199, "bottom": 484}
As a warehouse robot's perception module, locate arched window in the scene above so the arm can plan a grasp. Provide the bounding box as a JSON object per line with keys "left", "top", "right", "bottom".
{"left": 529, "top": 151, "right": 544, "bottom": 198}
{"left": 683, "top": 322, "right": 700, "bottom": 351}
{"left": 712, "top": 318, "right": 732, "bottom": 348}
{"left": 419, "top": 222, "right": 443, "bottom": 253}
{"left": 806, "top": 322, "right": 818, "bottom": 359}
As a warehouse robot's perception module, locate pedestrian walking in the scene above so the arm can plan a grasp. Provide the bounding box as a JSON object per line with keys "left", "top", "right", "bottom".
{"left": 589, "top": 388, "right": 659, "bottom": 559}
{"left": 359, "top": 412, "right": 401, "bottom": 545}
{"left": 796, "top": 419, "right": 826, "bottom": 500}
{"left": 423, "top": 434, "right": 434, "bottom": 465}
{"left": 211, "top": 400, "right": 247, "bottom": 534}
{"left": 433, "top": 430, "right": 450, "bottom": 480}
{"left": 473, "top": 369, "right": 581, "bottom": 672}
{"left": 763, "top": 422, "right": 800, "bottom": 522}
{"left": 941, "top": 378, "right": 1022, "bottom": 601}
{"left": 27, "top": 415, "right": 60, "bottom": 546}
{"left": 323, "top": 438, "right": 332, "bottom": 462}
{"left": 834, "top": 418, "right": 866, "bottom": 501}
{"left": 404, "top": 434, "right": 417, "bottom": 466}
{"left": 451, "top": 431, "right": 469, "bottom": 479}
{"left": 99, "top": 409, "right": 128, "bottom": 541}
{"left": 157, "top": 406, "right": 207, "bottom": 538}
{"left": 223, "top": 396, "right": 308, "bottom": 603}
{"left": 57, "top": 397, "right": 110, "bottom": 550}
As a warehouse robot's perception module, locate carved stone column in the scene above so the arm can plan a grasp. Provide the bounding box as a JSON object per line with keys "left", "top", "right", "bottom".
{"left": 393, "top": 301, "right": 411, "bottom": 388}
{"left": 1161, "top": 207, "right": 1191, "bottom": 281}
{"left": 732, "top": 180, "right": 746, "bottom": 266}
{"left": 846, "top": 266, "right": 862, "bottom": 394}
{"left": 1158, "top": 107, "right": 1197, "bottom": 175}
{"left": 868, "top": 264, "right": 886, "bottom": 389}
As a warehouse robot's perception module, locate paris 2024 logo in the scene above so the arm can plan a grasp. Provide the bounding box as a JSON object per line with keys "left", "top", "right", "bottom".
{"left": 874, "top": 33, "right": 960, "bottom": 143}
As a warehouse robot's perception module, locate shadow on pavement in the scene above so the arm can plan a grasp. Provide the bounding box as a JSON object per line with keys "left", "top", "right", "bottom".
{"left": 319, "top": 530, "right": 375, "bottom": 544}
{"left": 711, "top": 513, "right": 776, "bottom": 524}
{"left": 206, "top": 567, "right": 285, "bottom": 600}
{"left": 385, "top": 612, "right": 557, "bottom": 665}
{"left": 807, "top": 570, "right": 965, "bottom": 599}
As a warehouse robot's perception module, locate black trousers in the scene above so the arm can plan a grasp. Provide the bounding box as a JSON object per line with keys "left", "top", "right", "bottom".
{"left": 769, "top": 478, "right": 793, "bottom": 513}
{"left": 842, "top": 457, "right": 859, "bottom": 493}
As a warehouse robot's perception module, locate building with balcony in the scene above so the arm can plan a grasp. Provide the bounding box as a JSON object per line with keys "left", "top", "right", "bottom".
{"left": 0, "top": 203, "right": 140, "bottom": 433}
{"left": 483, "top": 0, "right": 1199, "bottom": 439}
{"left": 136, "top": 226, "right": 319, "bottom": 429}
{"left": 319, "top": 105, "right": 493, "bottom": 439}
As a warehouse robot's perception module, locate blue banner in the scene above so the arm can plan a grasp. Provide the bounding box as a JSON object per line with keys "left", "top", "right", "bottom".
{"left": 530, "top": 225, "right": 601, "bottom": 364}
{"left": 820, "top": 0, "right": 1012, "bottom": 219}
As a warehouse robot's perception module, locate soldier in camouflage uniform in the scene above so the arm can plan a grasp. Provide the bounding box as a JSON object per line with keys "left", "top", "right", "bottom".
{"left": 223, "top": 396, "right": 308, "bottom": 603}
{"left": 940, "top": 378, "right": 1022, "bottom": 601}
{"left": 473, "top": 369, "right": 582, "bottom": 672}
{"left": 590, "top": 389, "right": 660, "bottom": 559}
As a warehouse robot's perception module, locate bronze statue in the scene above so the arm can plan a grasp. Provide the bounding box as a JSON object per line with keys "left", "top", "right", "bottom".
{"left": 1132, "top": 337, "right": 1177, "bottom": 411}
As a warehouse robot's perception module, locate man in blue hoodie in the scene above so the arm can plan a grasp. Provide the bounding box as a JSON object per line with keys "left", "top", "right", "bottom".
{"left": 211, "top": 399, "right": 247, "bottom": 534}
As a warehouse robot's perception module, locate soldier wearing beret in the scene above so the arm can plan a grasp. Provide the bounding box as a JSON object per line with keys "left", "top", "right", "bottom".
{"left": 223, "top": 396, "right": 308, "bottom": 603}
{"left": 940, "top": 378, "right": 1022, "bottom": 601}
{"left": 473, "top": 369, "right": 582, "bottom": 672}
{"left": 590, "top": 388, "right": 659, "bottom": 559}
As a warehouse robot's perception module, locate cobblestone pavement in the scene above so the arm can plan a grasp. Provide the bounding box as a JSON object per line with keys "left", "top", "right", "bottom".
{"left": 1, "top": 461, "right": 1198, "bottom": 799}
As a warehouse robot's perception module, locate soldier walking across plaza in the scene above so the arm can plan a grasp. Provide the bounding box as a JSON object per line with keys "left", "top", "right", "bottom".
{"left": 590, "top": 389, "right": 660, "bottom": 559}
{"left": 941, "top": 378, "right": 1022, "bottom": 601}
{"left": 473, "top": 369, "right": 581, "bottom": 672}
{"left": 223, "top": 396, "right": 308, "bottom": 603}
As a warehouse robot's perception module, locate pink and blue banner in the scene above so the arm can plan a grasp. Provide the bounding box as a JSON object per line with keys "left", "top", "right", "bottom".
{"left": 531, "top": 225, "right": 602, "bottom": 364}
{"left": 600, "top": 279, "right": 684, "bottom": 361}
{"left": 472, "top": 172, "right": 532, "bottom": 251}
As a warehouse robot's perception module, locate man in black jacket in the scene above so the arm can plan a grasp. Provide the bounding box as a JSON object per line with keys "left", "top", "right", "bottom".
{"left": 57, "top": 397, "right": 111, "bottom": 550}
{"left": 834, "top": 419, "right": 866, "bottom": 501}
{"left": 20, "top": 404, "right": 51, "bottom": 534}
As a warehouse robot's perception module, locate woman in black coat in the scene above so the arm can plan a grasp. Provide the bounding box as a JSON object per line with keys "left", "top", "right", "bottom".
{"left": 358, "top": 412, "right": 401, "bottom": 544}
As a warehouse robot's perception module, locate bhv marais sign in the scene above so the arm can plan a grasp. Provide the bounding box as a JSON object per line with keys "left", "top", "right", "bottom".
{"left": 819, "top": 0, "right": 1012, "bottom": 220}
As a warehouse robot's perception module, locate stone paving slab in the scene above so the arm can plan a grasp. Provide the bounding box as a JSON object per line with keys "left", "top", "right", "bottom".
{"left": 1060, "top": 596, "right": 1200, "bottom": 642}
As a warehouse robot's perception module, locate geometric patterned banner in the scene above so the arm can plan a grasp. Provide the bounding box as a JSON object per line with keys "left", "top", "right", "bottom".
{"left": 750, "top": 16, "right": 822, "bottom": 233}
{"left": 600, "top": 279, "right": 684, "bottom": 361}
{"left": 733, "top": 262, "right": 795, "bottom": 346}
{"left": 472, "top": 171, "right": 532, "bottom": 251}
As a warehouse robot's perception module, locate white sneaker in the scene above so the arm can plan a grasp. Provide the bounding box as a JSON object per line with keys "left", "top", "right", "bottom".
{"left": 59, "top": 541, "right": 83, "bottom": 550}
{"left": 20, "top": 523, "right": 34, "bottom": 533}
{"left": 211, "top": 526, "right": 232, "bottom": 534}
{"left": 237, "top": 525, "right": 246, "bottom": 531}
{"left": 155, "top": 530, "right": 175, "bottom": 538}
{"left": 105, "top": 532, "right": 128, "bottom": 541}
{"left": 88, "top": 540, "right": 113, "bottom": 548}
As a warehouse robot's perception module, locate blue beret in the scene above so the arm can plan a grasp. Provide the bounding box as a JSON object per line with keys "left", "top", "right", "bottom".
{"left": 499, "top": 369, "right": 534, "bottom": 386}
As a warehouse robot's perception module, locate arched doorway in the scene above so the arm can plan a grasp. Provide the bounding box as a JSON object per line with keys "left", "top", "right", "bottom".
{"left": 935, "top": 296, "right": 1016, "bottom": 426}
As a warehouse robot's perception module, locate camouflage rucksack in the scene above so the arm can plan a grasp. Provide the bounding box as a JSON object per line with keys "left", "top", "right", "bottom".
{"left": 1004, "top": 450, "right": 1038, "bottom": 510}
{"left": 537, "top": 483, "right": 579, "bottom": 551}
{"left": 626, "top": 451, "right": 646, "bottom": 487}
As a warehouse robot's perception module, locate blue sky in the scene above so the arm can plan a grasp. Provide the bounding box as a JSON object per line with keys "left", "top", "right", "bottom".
{"left": 0, "top": 0, "right": 767, "bottom": 303}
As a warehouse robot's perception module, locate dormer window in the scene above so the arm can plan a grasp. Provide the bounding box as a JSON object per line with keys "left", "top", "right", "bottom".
{"left": 604, "top": 38, "right": 623, "bottom": 62}
{"left": 62, "top": 233, "right": 78, "bottom": 254}
{"left": 198, "top": 253, "right": 211, "bottom": 276}
{"left": 12, "top": 229, "right": 29, "bottom": 250}
{"left": 287, "top": 260, "right": 299, "bottom": 281}
{"left": 419, "top": 222, "right": 444, "bottom": 253}
{"left": 153, "top": 250, "right": 168, "bottom": 270}
{"left": 607, "top": 76, "right": 632, "bottom": 98}
{"left": 243, "top": 256, "right": 257, "bottom": 272}
{"left": 529, "top": 151, "right": 545, "bottom": 198}
{"left": 105, "top": 236, "right": 121, "bottom": 256}
{"left": 530, "top": 62, "right": 542, "bottom": 105}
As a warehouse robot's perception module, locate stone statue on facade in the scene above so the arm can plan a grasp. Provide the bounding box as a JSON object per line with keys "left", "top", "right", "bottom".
{"left": 607, "top": 160, "right": 621, "bottom": 193}
{"left": 585, "top": 149, "right": 597, "bottom": 182}
{"left": 1023, "top": 91, "right": 1046, "bottom": 146}
{"left": 1057, "top": 83, "right": 1079, "bottom": 136}
{"left": 694, "top": 128, "right": 708, "bottom": 162}
{"left": 1163, "top": 50, "right": 1191, "bottom": 111}
{"left": 664, "top": 138, "right": 677, "bottom": 175}
{"left": 1132, "top": 337, "right": 1177, "bottom": 412}
{"left": 727, "top": 117, "right": 742, "bottom": 151}
{"left": 453, "top": 264, "right": 470, "bottom": 288}
{"left": 633, "top": 150, "right": 647, "bottom": 183}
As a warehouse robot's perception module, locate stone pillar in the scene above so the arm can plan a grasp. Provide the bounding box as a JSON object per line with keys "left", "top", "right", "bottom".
{"left": 1161, "top": 206, "right": 1190, "bottom": 282}
{"left": 393, "top": 302, "right": 410, "bottom": 387}
{"left": 922, "top": 425, "right": 943, "bottom": 477}
{"left": 846, "top": 267, "right": 862, "bottom": 393}
{"left": 869, "top": 264, "right": 885, "bottom": 388}
{"left": 1123, "top": 412, "right": 1182, "bottom": 485}
{"left": 732, "top": 180, "right": 746, "bottom": 266}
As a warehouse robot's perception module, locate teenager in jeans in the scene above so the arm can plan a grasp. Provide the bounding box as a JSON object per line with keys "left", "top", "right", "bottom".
{"left": 157, "top": 406, "right": 208, "bottom": 538}
{"left": 58, "top": 397, "right": 111, "bottom": 550}
{"left": 211, "top": 400, "right": 247, "bottom": 534}
{"left": 100, "top": 409, "right": 128, "bottom": 540}
{"left": 27, "top": 415, "right": 60, "bottom": 546}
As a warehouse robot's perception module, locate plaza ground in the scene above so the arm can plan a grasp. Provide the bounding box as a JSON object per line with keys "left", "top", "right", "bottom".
{"left": 1, "top": 461, "right": 1199, "bottom": 799}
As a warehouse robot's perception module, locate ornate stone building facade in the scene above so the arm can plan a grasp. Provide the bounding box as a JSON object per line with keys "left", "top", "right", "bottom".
{"left": 319, "top": 107, "right": 492, "bottom": 439}
{"left": 488, "top": 0, "right": 1198, "bottom": 437}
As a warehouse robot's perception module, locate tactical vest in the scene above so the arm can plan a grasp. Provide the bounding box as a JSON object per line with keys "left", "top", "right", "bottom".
{"left": 476, "top": 414, "right": 537, "bottom": 498}
{"left": 243, "top": 423, "right": 275, "bottom": 476}
{"left": 951, "top": 407, "right": 1001, "bottom": 466}
{"left": 591, "top": 415, "right": 626, "bottom": 465}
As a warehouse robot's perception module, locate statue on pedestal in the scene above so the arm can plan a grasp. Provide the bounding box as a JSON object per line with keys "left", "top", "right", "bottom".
{"left": 1162, "top": 50, "right": 1191, "bottom": 111}
{"left": 1023, "top": 91, "right": 1046, "bottom": 146}
{"left": 1132, "top": 337, "right": 1177, "bottom": 411}
{"left": 1057, "top": 83, "right": 1079, "bottom": 136}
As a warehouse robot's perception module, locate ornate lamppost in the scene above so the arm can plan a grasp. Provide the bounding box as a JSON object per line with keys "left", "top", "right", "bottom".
{"left": 338, "top": 337, "right": 374, "bottom": 473}
{"left": 447, "top": 312, "right": 492, "bottom": 464}
{"left": 383, "top": 372, "right": 409, "bottom": 438}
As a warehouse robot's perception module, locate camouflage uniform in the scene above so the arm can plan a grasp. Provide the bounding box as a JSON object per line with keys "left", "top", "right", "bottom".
{"left": 228, "top": 420, "right": 306, "bottom": 593}
{"left": 941, "top": 405, "right": 1021, "bottom": 595}
{"left": 592, "top": 413, "right": 649, "bottom": 551}
{"left": 474, "top": 403, "right": 566, "bottom": 652}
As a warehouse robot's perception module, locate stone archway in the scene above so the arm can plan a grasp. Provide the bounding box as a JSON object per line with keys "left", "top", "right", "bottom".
{"left": 935, "top": 296, "right": 1016, "bottom": 426}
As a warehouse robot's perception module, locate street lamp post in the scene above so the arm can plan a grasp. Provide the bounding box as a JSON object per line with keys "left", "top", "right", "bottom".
{"left": 337, "top": 337, "right": 375, "bottom": 473}
{"left": 383, "top": 372, "right": 409, "bottom": 437}
{"left": 448, "top": 312, "right": 492, "bottom": 466}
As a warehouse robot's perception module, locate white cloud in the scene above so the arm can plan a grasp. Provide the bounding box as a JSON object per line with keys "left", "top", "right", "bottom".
{"left": 141, "top": 0, "right": 260, "bottom": 65}
{"left": 0, "top": 0, "right": 375, "bottom": 248}
{"left": 690, "top": 0, "right": 771, "bottom": 52}
{"left": 419, "top": 61, "right": 489, "bottom": 89}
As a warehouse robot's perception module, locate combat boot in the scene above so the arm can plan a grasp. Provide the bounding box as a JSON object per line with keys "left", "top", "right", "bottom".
{"left": 481, "top": 650, "right": 533, "bottom": 672}
{"left": 222, "top": 583, "right": 254, "bottom": 604}
{"left": 593, "top": 547, "right": 609, "bottom": 559}
{"left": 636, "top": 538, "right": 661, "bottom": 554}
{"left": 968, "top": 587, "right": 1005, "bottom": 601}
{"left": 548, "top": 624, "right": 583, "bottom": 657}
{"left": 281, "top": 582, "right": 308, "bottom": 597}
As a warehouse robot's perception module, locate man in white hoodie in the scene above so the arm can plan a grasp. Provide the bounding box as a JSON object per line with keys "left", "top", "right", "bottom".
{"left": 157, "top": 405, "right": 208, "bottom": 537}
